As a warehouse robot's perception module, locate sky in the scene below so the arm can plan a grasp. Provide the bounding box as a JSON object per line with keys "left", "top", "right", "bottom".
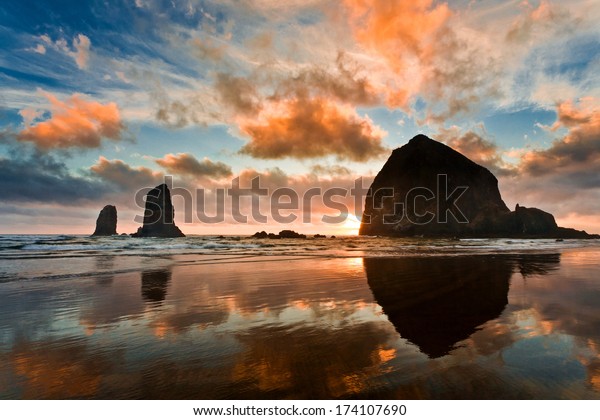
{"left": 0, "top": 0, "right": 599, "bottom": 235}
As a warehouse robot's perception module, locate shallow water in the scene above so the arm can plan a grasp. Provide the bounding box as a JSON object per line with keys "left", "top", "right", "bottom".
{"left": 1, "top": 235, "right": 599, "bottom": 399}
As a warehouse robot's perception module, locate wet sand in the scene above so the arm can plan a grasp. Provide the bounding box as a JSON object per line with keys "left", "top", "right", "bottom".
{"left": 1, "top": 244, "right": 600, "bottom": 399}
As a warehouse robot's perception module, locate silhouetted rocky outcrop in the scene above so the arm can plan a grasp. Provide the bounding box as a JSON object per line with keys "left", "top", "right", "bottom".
{"left": 360, "top": 134, "right": 596, "bottom": 238}
{"left": 92, "top": 205, "right": 117, "bottom": 236}
{"left": 279, "top": 230, "right": 306, "bottom": 239}
{"left": 251, "top": 230, "right": 307, "bottom": 239}
{"left": 132, "top": 184, "right": 185, "bottom": 238}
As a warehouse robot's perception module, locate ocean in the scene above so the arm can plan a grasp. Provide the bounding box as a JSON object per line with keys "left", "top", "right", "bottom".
{"left": 1, "top": 235, "right": 599, "bottom": 398}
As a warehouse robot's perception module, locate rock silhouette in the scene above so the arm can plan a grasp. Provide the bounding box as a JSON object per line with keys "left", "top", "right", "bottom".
{"left": 251, "top": 230, "right": 307, "bottom": 239}
{"left": 359, "top": 134, "right": 595, "bottom": 238}
{"left": 92, "top": 205, "right": 117, "bottom": 236}
{"left": 132, "top": 184, "right": 185, "bottom": 238}
{"left": 364, "top": 254, "right": 560, "bottom": 358}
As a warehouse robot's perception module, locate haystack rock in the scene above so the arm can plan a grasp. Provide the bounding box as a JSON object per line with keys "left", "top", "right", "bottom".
{"left": 92, "top": 205, "right": 117, "bottom": 236}
{"left": 359, "top": 134, "right": 595, "bottom": 238}
{"left": 132, "top": 184, "right": 185, "bottom": 238}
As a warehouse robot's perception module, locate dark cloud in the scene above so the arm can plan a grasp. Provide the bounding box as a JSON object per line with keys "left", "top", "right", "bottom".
{"left": 310, "top": 164, "right": 352, "bottom": 177}
{"left": 155, "top": 153, "right": 232, "bottom": 179}
{"left": 0, "top": 152, "right": 109, "bottom": 204}
{"left": 90, "top": 156, "right": 164, "bottom": 191}
{"left": 436, "top": 127, "right": 514, "bottom": 176}
{"left": 520, "top": 99, "right": 600, "bottom": 175}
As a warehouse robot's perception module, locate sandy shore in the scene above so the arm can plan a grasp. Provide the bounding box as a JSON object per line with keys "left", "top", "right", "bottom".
{"left": 1, "top": 245, "right": 600, "bottom": 399}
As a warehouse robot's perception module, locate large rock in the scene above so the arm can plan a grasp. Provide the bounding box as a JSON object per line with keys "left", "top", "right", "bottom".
{"left": 132, "top": 184, "right": 185, "bottom": 238}
{"left": 92, "top": 205, "right": 117, "bottom": 236}
{"left": 359, "top": 134, "right": 595, "bottom": 238}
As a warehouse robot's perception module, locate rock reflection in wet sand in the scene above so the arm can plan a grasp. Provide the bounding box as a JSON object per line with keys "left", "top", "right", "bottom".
{"left": 363, "top": 254, "right": 559, "bottom": 358}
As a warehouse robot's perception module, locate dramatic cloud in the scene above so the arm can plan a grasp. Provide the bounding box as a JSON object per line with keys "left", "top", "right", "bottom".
{"left": 436, "top": 127, "right": 513, "bottom": 176}
{"left": 155, "top": 153, "right": 232, "bottom": 179}
{"left": 0, "top": 152, "right": 108, "bottom": 203}
{"left": 343, "top": 0, "right": 450, "bottom": 59}
{"left": 342, "top": 0, "right": 451, "bottom": 108}
{"left": 497, "top": 98, "right": 600, "bottom": 230}
{"left": 520, "top": 98, "right": 600, "bottom": 175}
{"left": 17, "top": 91, "right": 124, "bottom": 149}
{"left": 90, "top": 157, "right": 163, "bottom": 191}
{"left": 239, "top": 96, "right": 387, "bottom": 161}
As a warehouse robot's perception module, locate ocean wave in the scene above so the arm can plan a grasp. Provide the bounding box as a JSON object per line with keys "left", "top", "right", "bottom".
{"left": 1, "top": 234, "right": 599, "bottom": 258}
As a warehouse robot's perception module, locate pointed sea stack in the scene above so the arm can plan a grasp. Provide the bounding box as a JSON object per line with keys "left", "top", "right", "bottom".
{"left": 359, "top": 134, "right": 595, "bottom": 238}
{"left": 92, "top": 205, "right": 118, "bottom": 236}
{"left": 132, "top": 184, "right": 185, "bottom": 238}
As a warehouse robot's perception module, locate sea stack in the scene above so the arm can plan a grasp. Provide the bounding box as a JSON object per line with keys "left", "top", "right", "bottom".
{"left": 359, "top": 134, "right": 594, "bottom": 238}
{"left": 132, "top": 184, "right": 185, "bottom": 238}
{"left": 92, "top": 205, "right": 118, "bottom": 236}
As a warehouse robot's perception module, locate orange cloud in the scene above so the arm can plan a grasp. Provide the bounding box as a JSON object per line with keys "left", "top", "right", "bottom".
{"left": 552, "top": 98, "right": 597, "bottom": 129}
{"left": 239, "top": 96, "right": 387, "bottom": 161}
{"left": 521, "top": 98, "right": 600, "bottom": 174}
{"left": 343, "top": 0, "right": 451, "bottom": 60}
{"left": 342, "top": 0, "right": 451, "bottom": 107}
{"left": 18, "top": 91, "right": 124, "bottom": 149}
{"left": 155, "top": 153, "right": 232, "bottom": 179}
{"left": 341, "top": 0, "right": 503, "bottom": 119}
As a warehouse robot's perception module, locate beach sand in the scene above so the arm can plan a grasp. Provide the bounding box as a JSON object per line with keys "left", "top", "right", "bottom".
{"left": 1, "top": 236, "right": 600, "bottom": 399}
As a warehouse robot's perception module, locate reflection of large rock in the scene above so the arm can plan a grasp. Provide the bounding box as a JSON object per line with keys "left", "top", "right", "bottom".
{"left": 132, "top": 184, "right": 185, "bottom": 238}
{"left": 359, "top": 134, "right": 595, "bottom": 238}
{"left": 364, "top": 254, "right": 560, "bottom": 358}
{"left": 92, "top": 205, "right": 117, "bottom": 236}
{"left": 141, "top": 269, "right": 171, "bottom": 303}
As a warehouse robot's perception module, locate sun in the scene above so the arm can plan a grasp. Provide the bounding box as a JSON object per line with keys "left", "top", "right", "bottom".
{"left": 339, "top": 214, "right": 362, "bottom": 235}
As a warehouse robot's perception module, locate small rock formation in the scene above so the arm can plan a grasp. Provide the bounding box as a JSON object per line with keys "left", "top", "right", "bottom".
{"left": 360, "top": 134, "right": 596, "bottom": 238}
{"left": 251, "top": 230, "right": 307, "bottom": 239}
{"left": 279, "top": 230, "right": 307, "bottom": 239}
{"left": 314, "top": 234, "right": 326, "bottom": 238}
{"left": 132, "top": 184, "right": 185, "bottom": 238}
{"left": 92, "top": 205, "right": 117, "bottom": 236}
